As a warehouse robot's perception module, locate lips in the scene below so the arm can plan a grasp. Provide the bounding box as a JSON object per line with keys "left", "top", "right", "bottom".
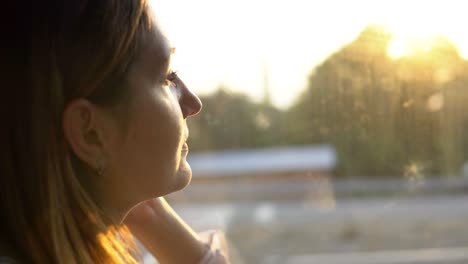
{"left": 182, "top": 129, "right": 189, "bottom": 151}
{"left": 181, "top": 128, "right": 189, "bottom": 152}
{"left": 181, "top": 142, "right": 189, "bottom": 152}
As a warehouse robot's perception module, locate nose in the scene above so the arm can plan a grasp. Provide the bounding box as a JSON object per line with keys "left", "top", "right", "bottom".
{"left": 178, "top": 78, "right": 202, "bottom": 118}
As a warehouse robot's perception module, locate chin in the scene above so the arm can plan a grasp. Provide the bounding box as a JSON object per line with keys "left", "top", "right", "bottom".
{"left": 172, "top": 165, "right": 193, "bottom": 192}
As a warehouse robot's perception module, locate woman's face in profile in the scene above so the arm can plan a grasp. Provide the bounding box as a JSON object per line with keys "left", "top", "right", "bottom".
{"left": 103, "top": 24, "right": 202, "bottom": 206}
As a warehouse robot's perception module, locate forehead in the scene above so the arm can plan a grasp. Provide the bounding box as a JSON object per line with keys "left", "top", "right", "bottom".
{"left": 134, "top": 24, "right": 172, "bottom": 79}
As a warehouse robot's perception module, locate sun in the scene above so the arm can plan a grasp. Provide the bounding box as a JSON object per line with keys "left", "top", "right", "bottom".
{"left": 378, "top": 1, "right": 468, "bottom": 60}
{"left": 387, "top": 37, "right": 409, "bottom": 59}
{"left": 386, "top": 36, "right": 438, "bottom": 60}
{"left": 383, "top": 19, "right": 453, "bottom": 60}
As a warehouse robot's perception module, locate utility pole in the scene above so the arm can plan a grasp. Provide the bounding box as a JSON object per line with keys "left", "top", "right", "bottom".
{"left": 262, "top": 59, "right": 272, "bottom": 106}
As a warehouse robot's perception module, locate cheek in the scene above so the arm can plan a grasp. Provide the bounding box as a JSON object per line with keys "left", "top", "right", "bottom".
{"left": 125, "top": 93, "right": 183, "bottom": 178}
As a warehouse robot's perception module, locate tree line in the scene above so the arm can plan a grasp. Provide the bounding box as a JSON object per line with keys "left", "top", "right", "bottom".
{"left": 188, "top": 25, "right": 468, "bottom": 178}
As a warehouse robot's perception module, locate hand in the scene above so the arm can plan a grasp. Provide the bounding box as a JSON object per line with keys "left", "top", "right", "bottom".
{"left": 124, "top": 197, "right": 207, "bottom": 264}
{"left": 124, "top": 197, "right": 168, "bottom": 225}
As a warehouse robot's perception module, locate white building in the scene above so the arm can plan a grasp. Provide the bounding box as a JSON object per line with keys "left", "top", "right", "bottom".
{"left": 188, "top": 144, "right": 336, "bottom": 182}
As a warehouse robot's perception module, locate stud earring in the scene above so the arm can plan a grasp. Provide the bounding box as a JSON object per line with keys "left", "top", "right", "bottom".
{"left": 96, "top": 156, "right": 107, "bottom": 176}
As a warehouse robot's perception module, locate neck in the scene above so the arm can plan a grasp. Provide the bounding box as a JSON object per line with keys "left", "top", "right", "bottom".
{"left": 93, "top": 186, "right": 130, "bottom": 224}
{"left": 84, "top": 174, "right": 130, "bottom": 224}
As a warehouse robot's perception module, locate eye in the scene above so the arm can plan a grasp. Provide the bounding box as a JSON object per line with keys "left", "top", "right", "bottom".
{"left": 164, "top": 70, "right": 178, "bottom": 87}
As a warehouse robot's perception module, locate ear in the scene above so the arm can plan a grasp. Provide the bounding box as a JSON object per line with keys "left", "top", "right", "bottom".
{"left": 62, "top": 98, "right": 107, "bottom": 171}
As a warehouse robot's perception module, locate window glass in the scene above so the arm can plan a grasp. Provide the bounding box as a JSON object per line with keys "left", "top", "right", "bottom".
{"left": 152, "top": 1, "right": 468, "bottom": 263}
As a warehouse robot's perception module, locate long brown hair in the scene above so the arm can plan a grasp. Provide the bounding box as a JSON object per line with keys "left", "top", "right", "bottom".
{"left": 0, "top": 0, "right": 153, "bottom": 262}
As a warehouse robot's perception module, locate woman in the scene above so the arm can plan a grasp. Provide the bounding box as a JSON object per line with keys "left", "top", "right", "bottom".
{"left": 0, "top": 0, "right": 228, "bottom": 263}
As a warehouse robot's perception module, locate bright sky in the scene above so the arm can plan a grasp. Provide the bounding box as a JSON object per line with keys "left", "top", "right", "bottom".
{"left": 150, "top": 0, "right": 468, "bottom": 109}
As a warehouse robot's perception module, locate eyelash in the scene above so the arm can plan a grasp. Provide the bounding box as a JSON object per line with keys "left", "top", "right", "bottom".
{"left": 164, "top": 70, "right": 178, "bottom": 87}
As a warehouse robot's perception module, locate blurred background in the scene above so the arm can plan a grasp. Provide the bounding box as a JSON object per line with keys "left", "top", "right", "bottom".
{"left": 149, "top": 0, "right": 468, "bottom": 263}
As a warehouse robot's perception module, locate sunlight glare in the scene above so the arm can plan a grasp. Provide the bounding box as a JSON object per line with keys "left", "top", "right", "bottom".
{"left": 380, "top": 0, "right": 468, "bottom": 60}
{"left": 387, "top": 38, "right": 409, "bottom": 59}
{"left": 151, "top": 0, "right": 468, "bottom": 108}
{"left": 387, "top": 36, "right": 439, "bottom": 60}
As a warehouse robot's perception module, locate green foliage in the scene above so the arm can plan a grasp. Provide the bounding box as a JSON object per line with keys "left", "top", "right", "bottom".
{"left": 188, "top": 88, "right": 286, "bottom": 151}
{"left": 189, "top": 25, "right": 468, "bottom": 177}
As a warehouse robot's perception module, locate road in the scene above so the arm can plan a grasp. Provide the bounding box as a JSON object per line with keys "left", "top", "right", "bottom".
{"left": 167, "top": 194, "right": 468, "bottom": 264}
{"left": 266, "top": 247, "right": 468, "bottom": 264}
{"left": 172, "top": 194, "right": 468, "bottom": 228}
